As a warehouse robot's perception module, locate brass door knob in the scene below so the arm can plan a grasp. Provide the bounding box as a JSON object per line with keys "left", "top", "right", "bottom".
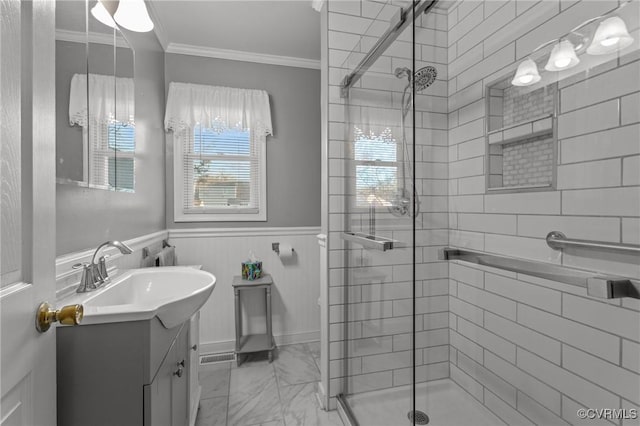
{"left": 35, "top": 302, "right": 83, "bottom": 333}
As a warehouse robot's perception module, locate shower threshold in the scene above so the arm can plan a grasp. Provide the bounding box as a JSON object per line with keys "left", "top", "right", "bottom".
{"left": 340, "top": 379, "right": 502, "bottom": 426}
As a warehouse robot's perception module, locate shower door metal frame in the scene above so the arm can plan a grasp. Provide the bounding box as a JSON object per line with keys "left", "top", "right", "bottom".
{"left": 340, "top": 0, "right": 439, "bottom": 97}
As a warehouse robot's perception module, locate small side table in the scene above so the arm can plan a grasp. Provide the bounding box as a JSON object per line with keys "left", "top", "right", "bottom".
{"left": 232, "top": 274, "right": 276, "bottom": 366}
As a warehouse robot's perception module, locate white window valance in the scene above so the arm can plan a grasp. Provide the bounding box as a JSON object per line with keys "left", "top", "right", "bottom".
{"left": 164, "top": 82, "right": 273, "bottom": 136}
{"left": 69, "top": 73, "right": 135, "bottom": 127}
{"left": 350, "top": 105, "right": 400, "bottom": 139}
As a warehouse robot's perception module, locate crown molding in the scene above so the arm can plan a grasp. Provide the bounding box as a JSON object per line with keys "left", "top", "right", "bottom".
{"left": 146, "top": 0, "right": 169, "bottom": 50}
{"left": 55, "top": 28, "right": 130, "bottom": 49}
{"left": 166, "top": 42, "right": 321, "bottom": 70}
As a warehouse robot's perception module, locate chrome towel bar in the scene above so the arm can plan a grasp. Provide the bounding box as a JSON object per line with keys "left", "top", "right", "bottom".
{"left": 440, "top": 248, "right": 639, "bottom": 300}
{"left": 546, "top": 231, "right": 640, "bottom": 255}
{"left": 341, "top": 232, "right": 396, "bottom": 252}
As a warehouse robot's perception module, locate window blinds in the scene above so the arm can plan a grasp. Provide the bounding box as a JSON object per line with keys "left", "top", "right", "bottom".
{"left": 89, "top": 121, "right": 135, "bottom": 191}
{"left": 182, "top": 125, "right": 260, "bottom": 212}
{"left": 354, "top": 127, "right": 398, "bottom": 207}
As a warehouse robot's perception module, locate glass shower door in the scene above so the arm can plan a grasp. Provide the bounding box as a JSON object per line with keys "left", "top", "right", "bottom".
{"left": 331, "top": 1, "right": 432, "bottom": 424}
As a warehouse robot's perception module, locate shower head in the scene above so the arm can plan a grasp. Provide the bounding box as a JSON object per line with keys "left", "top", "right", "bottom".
{"left": 414, "top": 66, "right": 437, "bottom": 91}
{"left": 394, "top": 66, "right": 438, "bottom": 92}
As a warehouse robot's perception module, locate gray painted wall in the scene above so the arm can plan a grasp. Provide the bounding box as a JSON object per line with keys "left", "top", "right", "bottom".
{"left": 164, "top": 53, "right": 321, "bottom": 228}
{"left": 56, "top": 32, "right": 166, "bottom": 255}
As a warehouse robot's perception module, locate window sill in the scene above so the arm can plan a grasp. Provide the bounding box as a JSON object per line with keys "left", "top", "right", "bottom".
{"left": 174, "top": 211, "right": 267, "bottom": 222}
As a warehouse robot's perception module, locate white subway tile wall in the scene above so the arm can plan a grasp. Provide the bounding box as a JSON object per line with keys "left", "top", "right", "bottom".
{"left": 447, "top": 1, "right": 640, "bottom": 425}
{"left": 326, "top": 0, "right": 640, "bottom": 423}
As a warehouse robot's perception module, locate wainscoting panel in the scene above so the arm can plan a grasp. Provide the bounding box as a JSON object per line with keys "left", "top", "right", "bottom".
{"left": 169, "top": 227, "right": 322, "bottom": 352}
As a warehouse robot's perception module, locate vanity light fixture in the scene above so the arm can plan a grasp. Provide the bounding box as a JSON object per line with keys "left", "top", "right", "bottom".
{"left": 511, "top": 1, "right": 634, "bottom": 86}
{"left": 511, "top": 58, "right": 541, "bottom": 86}
{"left": 90, "top": 0, "right": 154, "bottom": 33}
{"left": 545, "top": 40, "right": 580, "bottom": 71}
{"left": 113, "top": 0, "right": 154, "bottom": 33}
{"left": 587, "top": 16, "right": 634, "bottom": 55}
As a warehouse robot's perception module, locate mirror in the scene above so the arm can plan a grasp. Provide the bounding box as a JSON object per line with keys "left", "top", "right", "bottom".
{"left": 55, "top": 0, "right": 135, "bottom": 191}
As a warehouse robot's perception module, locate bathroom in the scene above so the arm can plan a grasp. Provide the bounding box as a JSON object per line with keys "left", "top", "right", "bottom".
{"left": 1, "top": 0, "right": 639, "bottom": 425}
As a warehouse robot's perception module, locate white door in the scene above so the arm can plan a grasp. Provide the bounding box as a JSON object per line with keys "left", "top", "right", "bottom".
{"left": 1, "top": 0, "right": 57, "bottom": 425}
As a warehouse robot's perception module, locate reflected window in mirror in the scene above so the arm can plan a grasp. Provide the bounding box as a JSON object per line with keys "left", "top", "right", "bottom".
{"left": 55, "top": 0, "right": 135, "bottom": 192}
{"left": 69, "top": 72, "right": 135, "bottom": 191}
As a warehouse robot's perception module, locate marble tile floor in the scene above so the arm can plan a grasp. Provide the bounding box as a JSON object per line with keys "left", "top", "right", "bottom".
{"left": 195, "top": 342, "right": 343, "bottom": 426}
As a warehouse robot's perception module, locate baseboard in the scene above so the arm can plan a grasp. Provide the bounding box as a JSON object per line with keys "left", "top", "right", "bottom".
{"left": 199, "top": 330, "right": 319, "bottom": 354}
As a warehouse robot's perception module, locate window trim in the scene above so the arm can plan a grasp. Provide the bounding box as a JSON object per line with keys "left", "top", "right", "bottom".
{"left": 173, "top": 131, "right": 267, "bottom": 222}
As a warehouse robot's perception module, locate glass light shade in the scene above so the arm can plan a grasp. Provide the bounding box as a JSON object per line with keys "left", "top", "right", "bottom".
{"left": 91, "top": 1, "right": 117, "bottom": 29}
{"left": 113, "top": 0, "right": 154, "bottom": 32}
{"left": 587, "top": 16, "right": 634, "bottom": 55}
{"left": 511, "top": 58, "right": 541, "bottom": 86}
{"left": 545, "top": 40, "right": 580, "bottom": 71}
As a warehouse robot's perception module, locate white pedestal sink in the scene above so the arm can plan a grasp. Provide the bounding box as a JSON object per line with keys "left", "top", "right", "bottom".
{"left": 62, "top": 267, "right": 216, "bottom": 328}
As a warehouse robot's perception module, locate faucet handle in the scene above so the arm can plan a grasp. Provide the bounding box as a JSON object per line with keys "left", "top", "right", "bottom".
{"left": 97, "top": 255, "right": 110, "bottom": 283}
{"left": 74, "top": 263, "right": 100, "bottom": 293}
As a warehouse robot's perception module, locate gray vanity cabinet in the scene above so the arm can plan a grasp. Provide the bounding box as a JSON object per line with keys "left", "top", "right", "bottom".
{"left": 57, "top": 317, "right": 191, "bottom": 426}
{"left": 144, "top": 322, "right": 189, "bottom": 426}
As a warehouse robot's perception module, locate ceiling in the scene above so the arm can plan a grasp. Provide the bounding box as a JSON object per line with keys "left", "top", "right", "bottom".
{"left": 148, "top": 1, "right": 321, "bottom": 61}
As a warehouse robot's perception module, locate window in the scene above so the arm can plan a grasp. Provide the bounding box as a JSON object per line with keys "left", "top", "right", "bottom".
{"left": 175, "top": 124, "right": 266, "bottom": 221}
{"left": 165, "top": 82, "right": 272, "bottom": 222}
{"left": 89, "top": 121, "right": 135, "bottom": 191}
{"left": 354, "top": 127, "right": 398, "bottom": 208}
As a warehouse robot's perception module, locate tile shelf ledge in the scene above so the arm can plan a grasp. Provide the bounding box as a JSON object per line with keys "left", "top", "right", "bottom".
{"left": 488, "top": 183, "right": 552, "bottom": 192}
{"left": 488, "top": 114, "right": 554, "bottom": 145}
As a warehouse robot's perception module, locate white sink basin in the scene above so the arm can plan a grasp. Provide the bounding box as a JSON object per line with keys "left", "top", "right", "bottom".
{"left": 66, "top": 267, "right": 216, "bottom": 329}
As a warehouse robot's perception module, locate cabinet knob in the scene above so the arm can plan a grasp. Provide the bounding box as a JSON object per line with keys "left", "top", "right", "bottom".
{"left": 174, "top": 367, "right": 184, "bottom": 378}
{"left": 191, "top": 344, "right": 198, "bottom": 351}
{"left": 178, "top": 359, "right": 185, "bottom": 368}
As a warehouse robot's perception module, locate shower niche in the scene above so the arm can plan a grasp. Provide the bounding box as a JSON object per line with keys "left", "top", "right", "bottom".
{"left": 485, "top": 75, "right": 558, "bottom": 192}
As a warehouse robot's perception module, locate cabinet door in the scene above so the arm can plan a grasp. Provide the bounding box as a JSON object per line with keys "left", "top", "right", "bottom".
{"left": 144, "top": 342, "right": 176, "bottom": 426}
{"left": 188, "top": 312, "right": 200, "bottom": 425}
{"left": 172, "top": 324, "right": 189, "bottom": 426}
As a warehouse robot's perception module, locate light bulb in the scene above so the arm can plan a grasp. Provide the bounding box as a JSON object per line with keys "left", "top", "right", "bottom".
{"left": 91, "top": 1, "right": 117, "bottom": 28}
{"left": 113, "top": 0, "right": 154, "bottom": 32}
{"left": 600, "top": 37, "right": 620, "bottom": 47}
{"left": 587, "top": 16, "right": 634, "bottom": 55}
{"left": 519, "top": 75, "right": 534, "bottom": 84}
{"left": 554, "top": 57, "right": 571, "bottom": 68}
{"left": 512, "top": 58, "right": 541, "bottom": 86}
{"left": 545, "top": 40, "right": 580, "bottom": 71}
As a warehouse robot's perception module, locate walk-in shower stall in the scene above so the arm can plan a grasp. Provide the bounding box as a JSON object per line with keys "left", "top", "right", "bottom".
{"left": 325, "top": 0, "right": 640, "bottom": 424}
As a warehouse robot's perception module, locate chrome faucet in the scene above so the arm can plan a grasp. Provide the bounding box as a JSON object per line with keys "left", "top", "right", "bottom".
{"left": 74, "top": 241, "right": 133, "bottom": 293}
